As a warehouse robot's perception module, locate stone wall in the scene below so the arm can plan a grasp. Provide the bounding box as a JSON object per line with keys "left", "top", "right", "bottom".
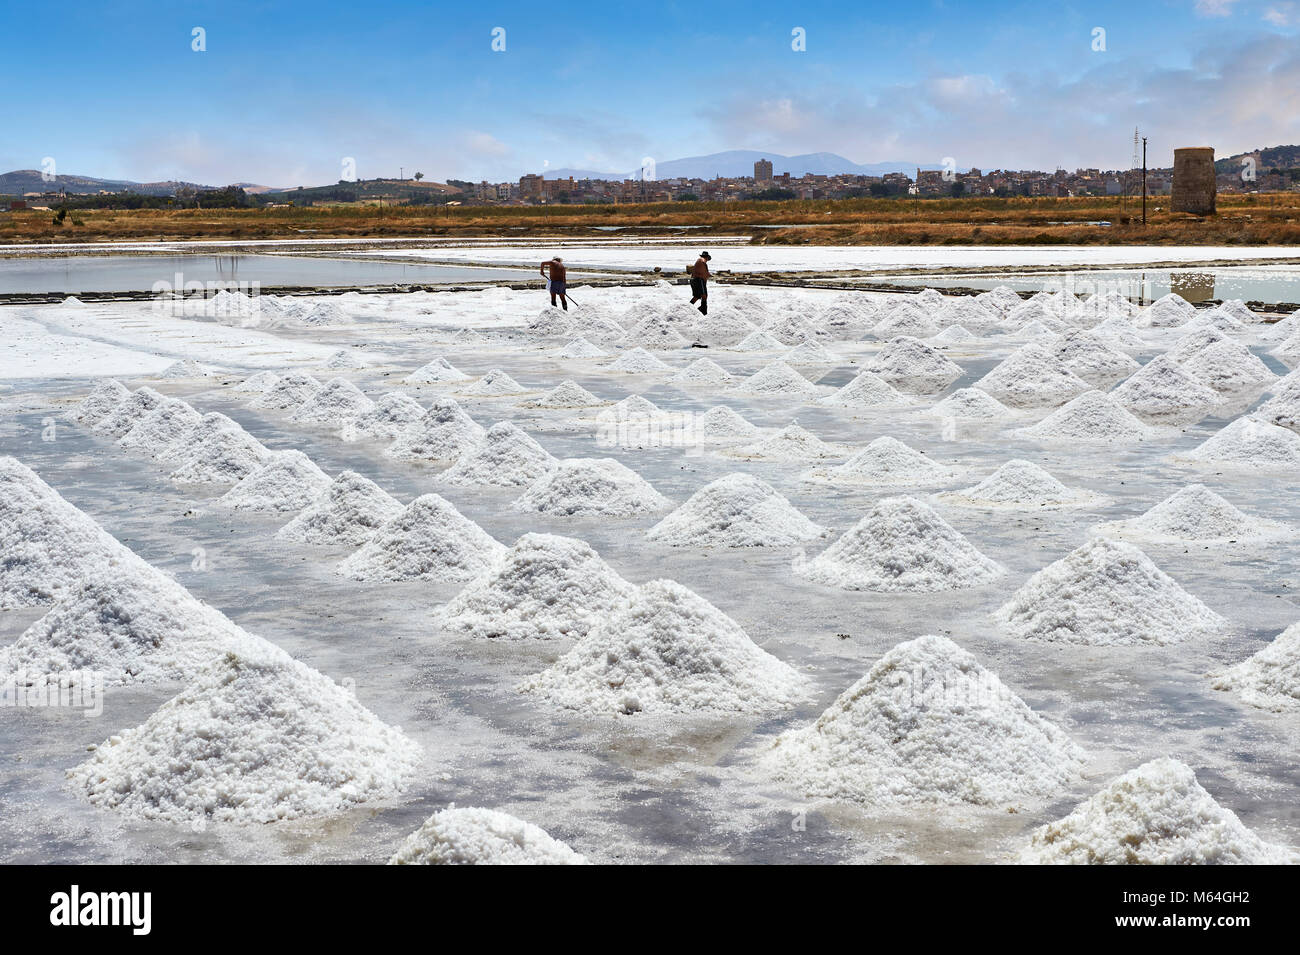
{"left": 1171, "top": 147, "right": 1217, "bottom": 215}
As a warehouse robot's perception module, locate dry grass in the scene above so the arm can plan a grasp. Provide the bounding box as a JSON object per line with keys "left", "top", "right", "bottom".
{"left": 3, "top": 193, "right": 1300, "bottom": 246}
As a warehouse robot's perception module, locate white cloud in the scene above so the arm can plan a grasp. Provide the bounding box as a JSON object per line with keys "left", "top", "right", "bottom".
{"left": 1195, "top": 0, "right": 1243, "bottom": 16}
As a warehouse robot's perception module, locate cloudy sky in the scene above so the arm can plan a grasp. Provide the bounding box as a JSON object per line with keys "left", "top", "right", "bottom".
{"left": 2, "top": 0, "right": 1296, "bottom": 186}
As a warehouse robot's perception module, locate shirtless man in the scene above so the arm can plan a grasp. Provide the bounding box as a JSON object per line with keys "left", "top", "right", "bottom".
{"left": 689, "top": 250, "right": 711, "bottom": 315}
{"left": 540, "top": 256, "right": 568, "bottom": 311}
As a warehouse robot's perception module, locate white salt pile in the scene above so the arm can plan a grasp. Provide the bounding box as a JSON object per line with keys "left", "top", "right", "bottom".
{"left": 0, "top": 567, "right": 260, "bottom": 686}
{"left": 322, "top": 349, "right": 366, "bottom": 371}
{"left": 608, "top": 347, "right": 672, "bottom": 373}
{"left": 1257, "top": 382, "right": 1300, "bottom": 432}
{"left": 298, "top": 301, "right": 352, "bottom": 326}
{"left": 1111, "top": 356, "right": 1222, "bottom": 419}
{"left": 69, "top": 378, "right": 130, "bottom": 425}
{"left": 229, "top": 371, "right": 280, "bottom": 395}
{"left": 1093, "top": 317, "right": 1146, "bottom": 349}
{"left": 730, "top": 329, "right": 786, "bottom": 352}
{"left": 930, "top": 324, "right": 977, "bottom": 345}
{"left": 1184, "top": 306, "right": 1249, "bottom": 336}
{"left": 867, "top": 336, "right": 963, "bottom": 393}
{"left": 595, "top": 394, "right": 662, "bottom": 423}
{"left": 1181, "top": 340, "right": 1275, "bottom": 393}
{"left": 1165, "top": 327, "right": 1225, "bottom": 365}
{"left": 68, "top": 644, "right": 421, "bottom": 824}
{"left": 993, "top": 537, "right": 1224, "bottom": 646}
{"left": 1094, "top": 484, "right": 1287, "bottom": 545}
{"left": 977, "top": 285, "right": 1023, "bottom": 316}
{"left": 974, "top": 343, "right": 1090, "bottom": 407}
{"left": 459, "top": 368, "right": 530, "bottom": 397}
{"left": 622, "top": 315, "right": 690, "bottom": 350}
{"left": 724, "top": 423, "right": 849, "bottom": 461}
{"left": 215, "top": 450, "right": 332, "bottom": 513}
{"left": 646, "top": 473, "right": 826, "bottom": 548}
{"left": 782, "top": 339, "right": 836, "bottom": 365}
{"left": 524, "top": 380, "right": 607, "bottom": 409}
{"left": 1182, "top": 416, "right": 1300, "bottom": 469}
{"left": 436, "top": 533, "right": 635, "bottom": 640}
{"left": 0, "top": 457, "right": 146, "bottom": 608}
{"left": 915, "top": 288, "right": 945, "bottom": 309}
{"left": 511, "top": 458, "right": 670, "bottom": 517}
{"left": 871, "top": 301, "right": 937, "bottom": 339}
{"left": 1004, "top": 299, "right": 1066, "bottom": 332}
{"left": 388, "top": 806, "right": 588, "bottom": 865}
{"left": 404, "top": 356, "right": 471, "bottom": 385}
{"left": 934, "top": 297, "right": 1001, "bottom": 332}
{"left": 763, "top": 313, "right": 825, "bottom": 345}
{"left": 165, "top": 414, "right": 270, "bottom": 486}
{"left": 764, "top": 635, "right": 1085, "bottom": 808}
{"left": 95, "top": 386, "right": 166, "bottom": 438}
{"left": 928, "top": 387, "right": 1014, "bottom": 420}
{"left": 1272, "top": 328, "right": 1300, "bottom": 363}
{"left": 1050, "top": 331, "right": 1140, "bottom": 386}
{"left": 555, "top": 337, "right": 608, "bottom": 359}
{"left": 277, "top": 471, "right": 403, "bottom": 548}
{"left": 935, "top": 459, "right": 1106, "bottom": 510}
{"left": 1142, "top": 293, "right": 1195, "bottom": 327}
{"left": 793, "top": 496, "right": 1002, "bottom": 593}
{"left": 289, "top": 377, "right": 376, "bottom": 427}
{"left": 802, "top": 436, "right": 960, "bottom": 489}
{"left": 518, "top": 579, "right": 808, "bottom": 716}
{"left": 159, "top": 358, "right": 209, "bottom": 379}
{"left": 691, "top": 310, "right": 758, "bottom": 347}
{"left": 695, "top": 406, "right": 760, "bottom": 443}
{"left": 1012, "top": 390, "right": 1156, "bottom": 443}
{"left": 1212, "top": 622, "right": 1300, "bottom": 712}
{"left": 386, "top": 399, "right": 486, "bottom": 462}
{"left": 338, "top": 493, "right": 504, "bottom": 583}
{"left": 670, "top": 357, "right": 735, "bottom": 387}
{"left": 731, "top": 360, "right": 821, "bottom": 398}
{"left": 118, "top": 398, "right": 202, "bottom": 455}
{"left": 441, "top": 422, "right": 558, "bottom": 488}
{"left": 818, "top": 371, "right": 910, "bottom": 410}
{"left": 249, "top": 373, "right": 321, "bottom": 412}
{"left": 529, "top": 306, "right": 576, "bottom": 338}
{"left": 342, "top": 391, "right": 425, "bottom": 441}
{"left": 1017, "top": 758, "right": 1295, "bottom": 864}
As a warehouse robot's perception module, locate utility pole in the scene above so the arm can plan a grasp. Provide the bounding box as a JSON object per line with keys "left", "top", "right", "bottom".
{"left": 1142, "top": 137, "right": 1148, "bottom": 227}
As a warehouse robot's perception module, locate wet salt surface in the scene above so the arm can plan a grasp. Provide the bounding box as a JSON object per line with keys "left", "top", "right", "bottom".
{"left": 2, "top": 295, "right": 1299, "bottom": 864}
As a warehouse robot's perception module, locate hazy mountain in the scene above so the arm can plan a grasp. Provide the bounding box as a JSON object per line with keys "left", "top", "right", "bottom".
{"left": 544, "top": 150, "right": 940, "bottom": 181}
{"left": 0, "top": 170, "right": 218, "bottom": 196}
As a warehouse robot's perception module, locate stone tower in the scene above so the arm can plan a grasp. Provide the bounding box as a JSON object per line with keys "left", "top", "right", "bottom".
{"left": 1171, "top": 147, "right": 1217, "bottom": 215}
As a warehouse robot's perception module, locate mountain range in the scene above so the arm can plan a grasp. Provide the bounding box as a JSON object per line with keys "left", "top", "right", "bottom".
{"left": 543, "top": 150, "right": 940, "bottom": 181}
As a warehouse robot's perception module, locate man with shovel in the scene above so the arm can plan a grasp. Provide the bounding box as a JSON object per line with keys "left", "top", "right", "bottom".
{"left": 541, "top": 256, "right": 569, "bottom": 310}
{"left": 689, "top": 250, "right": 711, "bottom": 315}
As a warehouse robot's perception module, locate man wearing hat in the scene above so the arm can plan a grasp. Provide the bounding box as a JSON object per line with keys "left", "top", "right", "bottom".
{"left": 689, "top": 250, "right": 711, "bottom": 315}
{"left": 540, "top": 256, "right": 568, "bottom": 310}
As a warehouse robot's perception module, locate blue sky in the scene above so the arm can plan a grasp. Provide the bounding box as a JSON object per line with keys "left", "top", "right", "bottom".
{"left": 2, "top": 0, "right": 1297, "bottom": 186}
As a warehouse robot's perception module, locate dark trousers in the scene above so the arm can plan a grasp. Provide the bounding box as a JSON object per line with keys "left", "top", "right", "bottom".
{"left": 689, "top": 277, "right": 707, "bottom": 314}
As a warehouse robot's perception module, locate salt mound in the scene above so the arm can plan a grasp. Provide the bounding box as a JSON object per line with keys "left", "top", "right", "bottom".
{"left": 404, "top": 356, "right": 470, "bottom": 385}
{"left": 528, "top": 306, "right": 576, "bottom": 338}
{"left": 338, "top": 493, "right": 504, "bottom": 583}
{"left": 765, "top": 635, "right": 1085, "bottom": 808}
{"left": 216, "top": 450, "right": 332, "bottom": 512}
{"left": 928, "top": 387, "right": 1013, "bottom": 419}
{"left": 289, "top": 377, "right": 376, "bottom": 427}
{"left": 1181, "top": 340, "right": 1275, "bottom": 393}
{"left": 389, "top": 806, "right": 588, "bottom": 865}
{"left": 1142, "top": 293, "right": 1194, "bottom": 327}
{"left": 1018, "top": 758, "right": 1295, "bottom": 864}
{"left": 1183, "top": 416, "right": 1300, "bottom": 469}
{"left": 724, "top": 423, "right": 849, "bottom": 461}
{"left": 1272, "top": 328, "right": 1300, "bottom": 363}
{"left": 436, "top": 533, "right": 635, "bottom": 640}
{"left": 159, "top": 358, "right": 209, "bottom": 379}
{"left": 782, "top": 339, "right": 836, "bottom": 365}
{"left": 1004, "top": 299, "right": 1065, "bottom": 331}
{"left": 441, "top": 422, "right": 557, "bottom": 488}
{"left": 871, "top": 301, "right": 937, "bottom": 339}
{"left": 623, "top": 315, "right": 690, "bottom": 350}
{"left": 934, "top": 297, "right": 1000, "bottom": 332}
{"left": 511, "top": 458, "right": 670, "bottom": 517}
{"left": 230, "top": 371, "right": 280, "bottom": 395}
{"left": 1166, "top": 327, "right": 1226, "bottom": 365}
{"left": 866, "top": 337, "right": 962, "bottom": 393}
{"left": 386, "top": 399, "right": 485, "bottom": 462}
{"left": 731, "top": 329, "right": 786, "bottom": 351}
{"left": 936, "top": 459, "right": 1105, "bottom": 510}
{"left": 0, "top": 567, "right": 259, "bottom": 686}
{"left": 930, "top": 324, "right": 977, "bottom": 345}
{"left": 975, "top": 343, "right": 1090, "bottom": 407}
{"left": 249, "top": 373, "right": 321, "bottom": 411}
{"left": 1111, "top": 356, "right": 1222, "bottom": 419}
{"left": 1257, "top": 382, "right": 1300, "bottom": 432}
{"left": 670, "top": 357, "right": 735, "bottom": 387}
{"left": 524, "top": 380, "right": 607, "bottom": 409}
{"left": 1219, "top": 299, "right": 1255, "bottom": 324}
{"left": 70, "top": 379, "right": 131, "bottom": 425}
{"left": 68, "top": 644, "right": 421, "bottom": 824}
{"left": 1050, "top": 331, "right": 1139, "bottom": 386}
{"left": 1012, "top": 390, "right": 1155, "bottom": 443}
{"left": 731, "top": 360, "right": 821, "bottom": 398}
{"left": 647, "top": 473, "right": 826, "bottom": 547}
{"left": 915, "top": 288, "right": 944, "bottom": 309}
{"left": 595, "top": 394, "right": 661, "bottom": 422}
{"left": 95, "top": 386, "right": 166, "bottom": 438}
{"left": 518, "top": 579, "right": 808, "bottom": 716}
{"left": 1094, "top": 484, "right": 1286, "bottom": 545}
{"left": 166, "top": 414, "right": 270, "bottom": 485}
{"left": 0, "top": 457, "right": 146, "bottom": 608}
{"left": 763, "top": 313, "right": 825, "bottom": 345}
{"left": 1212, "top": 622, "right": 1300, "bottom": 712}
{"left": 993, "top": 537, "right": 1223, "bottom": 646}
{"left": 1184, "top": 306, "right": 1249, "bottom": 336}
{"left": 977, "top": 285, "right": 1023, "bottom": 316}
{"left": 818, "top": 371, "right": 910, "bottom": 410}
{"left": 794, "top": 496, "right": 1002, "bottom": 593}
{"left": 691, "top": 310, "right": 758, "bottom": 347}
{"left": 677, "top": 405, "right": 759, "bottom": 444}
{"left": 803, "top": 436, "right": 960, "bottom": 489}
{"left": 277, "top": 471, "right": 403, "bottom": 548}
{"left": 118, "top": 398, "right": 201, "bottom": 455}
{"left": 299, "top": 301, "right": 352, "bottom": 326}
{"left": 608, "top": 347, "right": 672, "bottom": 373}
{"left": 1093, "top": 317, "right": 1146, "bottom": 349}
{"left": 342, "top": 391, "right": 425, "bottom": 441}
{"left": 555, "top": 337, "right": 607, "bottom": 359}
